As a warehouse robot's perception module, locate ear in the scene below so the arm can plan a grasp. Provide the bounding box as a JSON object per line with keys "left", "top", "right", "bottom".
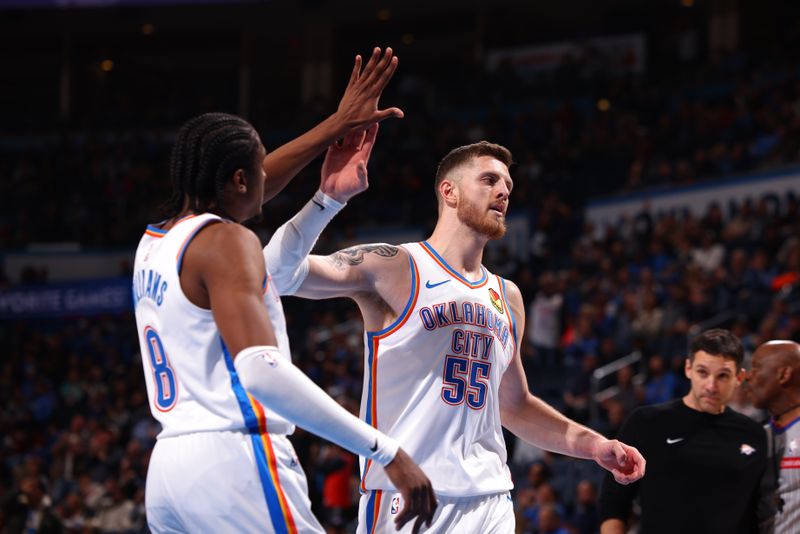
{"left": 439, "top": 178, "right": 458, "bottom": 207}
{"left": 735, "top": 368, "right": 746, "bottom": 386}
{"left": 232, "top": 168, "right": 247, "bottom": 193}
{"left": 684, "top": 358, "right": 692, "bottom": 379}
{"left": 778, "top": 366, "right": 793, "bottom": 387}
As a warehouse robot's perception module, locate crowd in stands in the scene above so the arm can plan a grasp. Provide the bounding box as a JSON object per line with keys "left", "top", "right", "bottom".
{"left": 3, "top": 19, "right": 800, "bottom": 534}
{"left": 4, "top": 191, "right": 798, "bottom": 532}
{"left": 3, "top": 25, "right": 800, "bottom": 251}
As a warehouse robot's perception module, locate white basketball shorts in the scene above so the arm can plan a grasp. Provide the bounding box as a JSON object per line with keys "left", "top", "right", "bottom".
{"left": 357, "top": 489, "right": 514, "bottom": 534}
{"left": 146, "top": 430, "right": 323, "bottom": 533}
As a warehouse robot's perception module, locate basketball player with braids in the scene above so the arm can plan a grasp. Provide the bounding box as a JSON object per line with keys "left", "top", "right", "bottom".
{"left": 746, "top": 340, "right": 800, "bottom": 533}
{"left": 132, "top": 48, "right": 436, "bottom": 533}
{"left": 262, "top": 141, "right": 646, "bottom": 532}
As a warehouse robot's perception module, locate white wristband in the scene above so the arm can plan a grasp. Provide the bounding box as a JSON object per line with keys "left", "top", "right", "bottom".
{"left": 263, "top": 189, "right": 346, "bottom": 296}
{"left": 369, "top": 433, "right": 400, "bottom": 466}
{"left": 233, "top": 345, "right": 399, "bottom": 465}
{"left": 312, "top": 189, "right": 346, "bottom": 211}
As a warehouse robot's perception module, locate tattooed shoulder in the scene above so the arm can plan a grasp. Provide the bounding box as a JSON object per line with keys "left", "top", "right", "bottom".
{"left": 326, "top": 244, "right": 399, "bottom": 269}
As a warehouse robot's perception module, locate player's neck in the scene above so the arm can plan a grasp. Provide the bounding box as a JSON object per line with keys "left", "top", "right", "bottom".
{"left": 427, "top": 222, "right": 486, "bottom": 277}
{"left": 772, "top": 398, "right": 800, "bottom": 426}
{"left": 162, "top": 208, "right": 196, "bottom": 231}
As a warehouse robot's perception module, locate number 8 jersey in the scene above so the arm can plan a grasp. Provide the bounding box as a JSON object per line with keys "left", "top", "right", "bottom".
{"left": 359, "top": 241, "right": 517, "bottom": 497}
{"left": 132, "top": 214, "right": 294, "bottom": 438}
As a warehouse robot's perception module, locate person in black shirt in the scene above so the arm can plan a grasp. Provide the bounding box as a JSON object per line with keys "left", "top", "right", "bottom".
{"left": 599, "top": 328, "right": 767, "bottom": 534}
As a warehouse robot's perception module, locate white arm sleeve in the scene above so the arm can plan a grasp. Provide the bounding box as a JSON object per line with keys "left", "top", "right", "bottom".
{"left": 234, "top": 345, "right": 399, "bottom": 465}
{"left": 263, "top": 190, "right": 345, "bottom": 296}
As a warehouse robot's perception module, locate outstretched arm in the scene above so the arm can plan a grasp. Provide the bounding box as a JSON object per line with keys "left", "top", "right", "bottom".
{"left": 498, "top": 280, "right": 646, "bottom": 485}
{"left": 264, "top": 122, "right": 396, "bottom": 299}
{"left": 262, "top": 47, "right": 402, "bottom": 202}
{"left": 191, "top": 223, "right": 435, "bottom": 530}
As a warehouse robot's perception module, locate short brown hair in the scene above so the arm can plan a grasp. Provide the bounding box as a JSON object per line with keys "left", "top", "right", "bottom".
{"left": 689, "top": 328, "right": 745, "bottom": 368}
{"left": 434, "top": 141, "right": 513, "bottom": 192}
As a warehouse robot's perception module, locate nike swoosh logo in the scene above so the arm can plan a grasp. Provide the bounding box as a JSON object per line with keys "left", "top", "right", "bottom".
{"left": 311, "top": 199, "right": 325, "bottom": 211}
{"left": 370, "top": 440, "right": 379, "bottom": 453}
{"left": 666, "top": 437, "right": 684, "bottom": 444}
{"left": 425, "top": 279, "right": 450, "bottom": 289}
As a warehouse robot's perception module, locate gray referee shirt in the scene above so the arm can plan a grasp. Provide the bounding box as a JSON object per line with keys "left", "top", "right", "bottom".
{"left": 762, "top": 417, "right": 800, "bottom": 534}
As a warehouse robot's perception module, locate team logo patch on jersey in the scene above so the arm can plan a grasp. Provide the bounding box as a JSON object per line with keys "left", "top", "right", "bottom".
{"left": 740, "top": 443, "right": 756, "bottom": 456}
{"left": 789, "top": 440, "right": 798, "bottom": 454}
{"left": 488, "top": 288, "right": 504, "bottom": 314}
{"left": 390, "top": 496, "right": 401, "bottom": 515}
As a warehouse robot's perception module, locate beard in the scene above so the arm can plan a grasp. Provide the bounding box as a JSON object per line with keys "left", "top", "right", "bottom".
{"left": 457, "top": 196, "right": 506, "bottom": 239}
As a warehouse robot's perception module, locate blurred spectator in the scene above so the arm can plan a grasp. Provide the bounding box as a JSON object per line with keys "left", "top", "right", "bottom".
{"left": 520, "top": 483, "right": 565, "bottom": 534}
{"left": 642, "top": 355, "right": 678, "bottom": 405}
{"left": 567, "top": 480, "right": 600, "bottom": 534}
{"left": 317, "top": 444, "right": 357, "bottom": 531}
{"left": 527, "top": 272, "right": 565, "bottom": 370}
{"left": 608, "top": 366, "right": 641, "bottom": 416}
{"left": 1, "top": 476, "right": 62, "bottom": 533}
{"left": 538, "top": 503, "right": 570, "bottom": 534}
{"left": 691, "top": 231, "right": 726, "bottom": 273}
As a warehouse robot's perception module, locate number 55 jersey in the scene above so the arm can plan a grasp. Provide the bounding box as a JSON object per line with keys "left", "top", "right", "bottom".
{"left": 359, "top": 241, "right": 517, "bottom": 496}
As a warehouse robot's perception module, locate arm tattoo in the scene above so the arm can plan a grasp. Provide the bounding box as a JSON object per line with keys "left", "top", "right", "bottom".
{"left": 326, "top": 244, "right": 399, "bottom": 270}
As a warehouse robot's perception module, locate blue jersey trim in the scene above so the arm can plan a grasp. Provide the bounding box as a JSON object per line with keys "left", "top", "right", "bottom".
{"left": 222, "top": 339, "right": 260, "bottom": 433}
{"left": 222, "top": 339, "right": 290, "bottom": 534}
{"left": 145, "top": 224, "right": 168, "bottom": 236}
{"left": 771, "top": 414, "right": 800, "bottom": 434}
{"left": 420, "top": 241, "right": 487, "bottom": 286}
{"left": 176, "top": 219, "right": 218, "bottom": 275}
{"left": 499, "top": 277, "right": 518, "bottom": 351}
{"left": 369, "top": 254, "right": 418, "bottom": 337}
{"left": 365, "top": 490, "right": 378, "bottom": 533}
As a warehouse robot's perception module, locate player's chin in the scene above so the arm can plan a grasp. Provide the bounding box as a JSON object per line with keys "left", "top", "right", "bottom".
{"left": 484, "top": 220, "right": 506, "bottom": 240}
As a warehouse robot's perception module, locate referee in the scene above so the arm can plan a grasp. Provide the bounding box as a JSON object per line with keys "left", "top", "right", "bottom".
{"left": 599, "top": 329, "right": 767, "bottom": 534}
{"left": 746, "top": 340, "right": 800, "bottom": 534}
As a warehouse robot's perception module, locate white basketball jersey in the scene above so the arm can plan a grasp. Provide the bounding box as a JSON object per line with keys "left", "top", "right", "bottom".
{"left": 132, "top": 213, "right": 294, "bottom": 438}
{"left": 359, "top": 241, "right": 517, "bottom": 497}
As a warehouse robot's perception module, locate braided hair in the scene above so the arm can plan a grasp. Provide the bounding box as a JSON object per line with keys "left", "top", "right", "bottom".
{"left": 165, "top": 112, "right": 262, "bottom": 219}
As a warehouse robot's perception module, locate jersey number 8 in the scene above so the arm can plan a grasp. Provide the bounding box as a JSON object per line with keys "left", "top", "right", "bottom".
{"left": 144, "top": 326, "right": 179, "bottom": 411}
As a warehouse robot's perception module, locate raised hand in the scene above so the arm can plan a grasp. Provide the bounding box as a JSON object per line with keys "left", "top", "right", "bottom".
{"left": 383, "top": 448, "right": 437, "bottom": 533}
{"left": 592, "top": 439, "right": 646, "bottom": 485}
{"left": 319, "top": 123, "right": 378, "bottom": 203}
{"left": 334, "top": 47, "right": 404, "bottom": 131}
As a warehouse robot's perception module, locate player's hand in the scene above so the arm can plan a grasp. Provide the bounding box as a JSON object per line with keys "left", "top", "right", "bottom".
{"left": 320, "top": 122, "right": 378, "bottom": 203}
{"left": 333, "top": 47, "right": 403, "bottom": 131}
{"left": 592, "top": 439, "right": 646, "bottom": 485}
{"left": 383, "top": 448, "right": 437, "bottom": 533}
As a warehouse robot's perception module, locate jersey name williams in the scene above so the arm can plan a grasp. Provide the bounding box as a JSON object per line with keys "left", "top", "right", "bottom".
{"left": 418, "top": 300, "right": 511, "bottom": 349}
{"left": 132, "top": 268, "right": 168, "bottom": 307}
